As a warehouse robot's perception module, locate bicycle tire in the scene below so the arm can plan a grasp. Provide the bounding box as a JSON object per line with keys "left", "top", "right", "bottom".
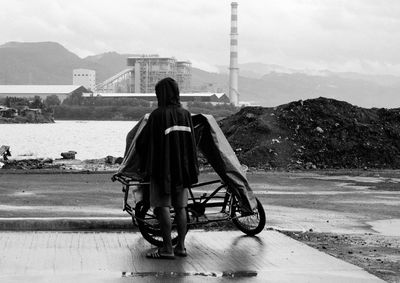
{"left": 231, "top": 197, "right": 266, "bottom": 236}
{"left": 134, "top": 201, "right": 179, "bottom": 247}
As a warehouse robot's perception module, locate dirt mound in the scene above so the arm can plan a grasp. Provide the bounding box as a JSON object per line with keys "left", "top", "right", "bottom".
{"left": 220, "top": 97, "right": 400, "bottom": 170}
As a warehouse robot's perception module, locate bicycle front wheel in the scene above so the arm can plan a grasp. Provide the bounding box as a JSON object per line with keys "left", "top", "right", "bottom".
{"left": 134, "top": 201, "right": 179, "bottom": 247}
{"left": 231, "top": 197, "right": 266, "bottom": 236}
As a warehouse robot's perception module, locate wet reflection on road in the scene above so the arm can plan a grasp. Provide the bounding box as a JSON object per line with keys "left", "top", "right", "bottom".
{"left": 121, "top": 270, "right": 258, "bottom": 278}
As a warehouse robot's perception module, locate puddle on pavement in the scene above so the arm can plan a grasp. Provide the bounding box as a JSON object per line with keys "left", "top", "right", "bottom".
{"left": 252, "top": 182, "right": 373, "bottom": 193}
{"left": 337, "top": 199, "right": 400, "bottom": 206}
{"left": 311, "top": 175, "right": 400, "bottom": 185}
{"left": 256, "top": 190, "right": 366, "bottom": 195}
{"left": 306, "top": 175, "right": 387, "bottom": 183}
{"left": 266, "top": 205, "right": 370, "bottom": 234}
{"left": 335, "top": 183, "right": 371, "bottom": 190}
{"left": 11, "top": 191, "right": 36, "bottom": 196}
{"left": 368, "top": 219, "right": 400, "bottom": 236}
{"left": 252, "top": 190, "right": 400, "bottom": 196}
{"left": 377, "top": 196, "right": 400, "bottom": 200}
{"left": 121, "top": 271, "right": 258, "bottom": 278}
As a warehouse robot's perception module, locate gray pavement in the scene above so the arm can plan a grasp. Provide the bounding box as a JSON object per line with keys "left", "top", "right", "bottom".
{"left": 0, "top": 217, "right": 133, "bottom": 230}
{"left": 0, "top": 230, "right": 385, "bottom": 283}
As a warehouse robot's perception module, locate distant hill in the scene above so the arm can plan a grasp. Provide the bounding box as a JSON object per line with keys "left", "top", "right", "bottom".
{"left": 0, "top": 42, "right": 83, "bottom": 84}
{"left": 2, "top": 41, "right": 400, "bottom": 108}
{"left": 84, "top": 51, "right": 133, "bottom": 82}
{"left": 0, "top": 42, "right": 138, "bottom": 84}
{"left": 0, "top": 41, "right": 222, "bottom": 88}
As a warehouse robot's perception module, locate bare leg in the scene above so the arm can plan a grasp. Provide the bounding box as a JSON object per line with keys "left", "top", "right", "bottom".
{"left": 155, "top": 207, "right": 173, "bottom": 254}
{"left": 174, "top": 207, "right": 187, "bottom": 253}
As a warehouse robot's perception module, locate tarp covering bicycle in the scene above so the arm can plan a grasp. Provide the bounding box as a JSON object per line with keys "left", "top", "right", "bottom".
{"left": 117, "top": 113, "right": 257, "bottom": 213}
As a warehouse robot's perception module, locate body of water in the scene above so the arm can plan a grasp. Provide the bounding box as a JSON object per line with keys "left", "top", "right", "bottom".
{"left": 1, "top": 120, "right": 137, "bottom": 160}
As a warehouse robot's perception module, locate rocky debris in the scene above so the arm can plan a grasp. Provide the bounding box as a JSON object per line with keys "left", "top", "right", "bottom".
{"left": 0, "top": 115, "right": 54, "bottom": 124}
{"left": 219, "top": 97, "right": 400, "bottom": 170}
{"left": 61, "top": 151, "right": 77, "bottom": 159}
{"left": 105, "top": 155, "right": 123, "bottom": 165}
{"left": 1, "top": 155, "right": 124, "bottom": 171}
{"left": 0, "top": 145, "right": 11, "bottom": 161}
{"left": 2, "top": 158, "right": 60, "bottom": 170}
{"left": 65, "top": 156, "right": 123, "bottom": 171}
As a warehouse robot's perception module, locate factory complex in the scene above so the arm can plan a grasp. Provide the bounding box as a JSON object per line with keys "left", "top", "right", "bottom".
{"left": 0, "top": 54, "right": 229, "bottom": 104}
{"left": 95, "top": 55, "right": 192, "bottom": 94}
{"left": 0, "top": 2, "right": 240, "bottom": 106}
{"left": 0, "top": 55, "right": 230, "bottom": 105}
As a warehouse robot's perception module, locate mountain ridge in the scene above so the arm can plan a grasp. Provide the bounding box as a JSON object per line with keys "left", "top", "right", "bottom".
{"left": 1, "top": 41, "right": 400, "bottom": 108}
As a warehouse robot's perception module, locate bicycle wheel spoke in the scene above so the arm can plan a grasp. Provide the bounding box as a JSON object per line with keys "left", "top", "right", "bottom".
{"left": 134, "top": 201, "right": 181, "bottom": 247}
{"left": 231, "top": 197, "right": 266, "bottom": 236}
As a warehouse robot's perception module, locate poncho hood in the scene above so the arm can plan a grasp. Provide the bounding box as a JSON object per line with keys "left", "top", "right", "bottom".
{"left": 155, "top": 77, "right": 181, "bottom": 107}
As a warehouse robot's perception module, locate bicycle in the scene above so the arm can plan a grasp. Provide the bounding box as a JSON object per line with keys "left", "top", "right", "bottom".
{"left": 112, "top": 174, "right": 266, "bottom": 247}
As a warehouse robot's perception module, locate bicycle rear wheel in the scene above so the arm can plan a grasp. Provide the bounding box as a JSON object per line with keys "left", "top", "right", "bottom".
{"left": 231, "top": 197, "right": 266, "bottom": 236}
{"left": 134, "top": 201, "right": 179, "bottom": 247}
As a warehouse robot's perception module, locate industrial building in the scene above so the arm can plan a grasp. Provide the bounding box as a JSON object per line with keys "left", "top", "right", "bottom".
{"left": 0, "top": 85, "right": 88, "bottom": 101}
{"left": 0, "top": 3, "right": 239, "bottom": 107}
{"left": 93, "top": 2, "right": 239, "bottom": 105}
{"left": 73, "top": 69, "right": 96, "bottom": 91}
{"left": 1, "top": 3, "right": 237, "bottom": 107}
{"left": 95, "top": 55, "right": 192, "bottom": 93}
{"left": 83, "top": 92, "right": 230, "bottom": 106}
{"left": 176, "top": 61, "right": 192, "bottom": 92}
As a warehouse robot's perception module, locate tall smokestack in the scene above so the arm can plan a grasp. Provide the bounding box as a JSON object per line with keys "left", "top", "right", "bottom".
{"left": 229, "top": 2, "right": 239, "bottom": 106}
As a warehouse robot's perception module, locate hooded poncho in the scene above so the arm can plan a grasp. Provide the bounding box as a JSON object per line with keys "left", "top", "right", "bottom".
{"left": 137, "top": 77, "right": 199, "bottom": 194}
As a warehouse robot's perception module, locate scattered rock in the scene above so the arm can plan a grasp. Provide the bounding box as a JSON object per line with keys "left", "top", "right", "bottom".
{"left": 61, "top": 151, "right": 77, "bottom": 160}
{"left": 105, "top": 155, "right": 115, "bottom": 164}
{"left": 1, "top": 159, "right": 61, "bottom": 170}
{"left": 114, "top": 157, "right": 123, "bottom": 164}
{"left": 1, "top": 155, "right": 122, "bottom": 171}
{"left": 104, "top": 156, "right": 124, "bottom": 165}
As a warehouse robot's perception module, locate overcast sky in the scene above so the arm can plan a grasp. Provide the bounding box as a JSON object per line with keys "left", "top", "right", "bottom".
{"left": 1, "top": 0, "right": 400, "bottom": 75}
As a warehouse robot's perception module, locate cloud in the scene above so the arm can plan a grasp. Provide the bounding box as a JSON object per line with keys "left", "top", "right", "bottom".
{"left": 239, "top": 0, "right": 400, "bottom": 73}
{"left": 1, "top": 0, "right": 400, "bottom": 74}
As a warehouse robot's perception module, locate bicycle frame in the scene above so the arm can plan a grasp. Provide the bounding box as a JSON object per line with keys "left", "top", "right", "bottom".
{"left": 186, "top": 180, "right": 234, "bottom": 225}
{"left": 111, "top": 174, "right": 142, "bottom": 218}
{"left": 111, "top": 174, "right": 236, "bottom": 227}
{"left": 112, "top": 172, "right": 266, "bottom": 248}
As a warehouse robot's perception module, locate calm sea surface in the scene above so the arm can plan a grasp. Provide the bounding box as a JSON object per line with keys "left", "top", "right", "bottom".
{"left": 1, "top": 120, "right": 138, "bottom": 160}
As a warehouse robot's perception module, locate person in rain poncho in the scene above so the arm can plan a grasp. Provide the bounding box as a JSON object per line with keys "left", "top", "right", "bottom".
{"left": 140, "top": 77, "right": 199, "bottom": 259}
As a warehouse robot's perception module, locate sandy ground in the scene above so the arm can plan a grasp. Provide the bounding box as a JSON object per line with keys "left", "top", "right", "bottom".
{"left": 281, "top": 231, "right": 400, "bottom": 283}
{"left": 0, "top": 169, "right": 399, "bottom": 282}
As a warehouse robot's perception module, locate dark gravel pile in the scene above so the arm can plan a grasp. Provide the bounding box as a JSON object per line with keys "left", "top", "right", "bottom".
{"left": 220, "top": 97, "right": 400, "bottom": 170}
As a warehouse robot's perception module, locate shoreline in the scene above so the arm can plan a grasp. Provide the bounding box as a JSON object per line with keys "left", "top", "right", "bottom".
{"left": 4, "top": 164, "right": 400, "bottom": 175}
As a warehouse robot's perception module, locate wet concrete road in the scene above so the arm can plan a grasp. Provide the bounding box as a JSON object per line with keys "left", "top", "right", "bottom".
{"left": 2, "top": 171, "right": 400, "bottom": 236}
{"left": 0, "top": 230, "right": 384, "bottom": 283}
